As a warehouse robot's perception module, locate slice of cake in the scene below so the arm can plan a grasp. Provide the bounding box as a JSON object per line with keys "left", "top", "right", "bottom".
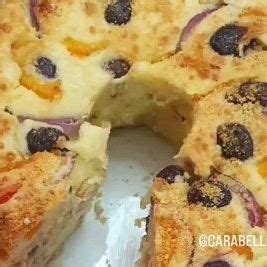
{"left": 0, "top": 111, "right": 109, "bottom": 266}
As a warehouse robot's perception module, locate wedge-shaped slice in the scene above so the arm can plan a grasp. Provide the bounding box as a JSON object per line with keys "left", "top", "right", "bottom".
{"left": 0, "top": 112, "right": 110, "bottom": 266}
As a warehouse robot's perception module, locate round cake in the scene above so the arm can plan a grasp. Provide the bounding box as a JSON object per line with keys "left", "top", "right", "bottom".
{"left": 0, "top": 0, "right": 266, "bottom": 266}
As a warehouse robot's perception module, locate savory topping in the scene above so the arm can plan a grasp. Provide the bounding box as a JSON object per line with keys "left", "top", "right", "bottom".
{"left": 38, "top": 118, "right": 82, "bottom": 138}
{"left": 217, "top": 123, "right": 253, "bottom": 161}
{"left": 233, "top": 245, "right": 253, "bottom": 261}
{"left": 104, "top": 0, "right": 132, "bottom": 26}
{"left": 239, "top": 188, "right": 264, "bottom": 227}
{"left": 187, "top": 180, "right": 232, "bottom": 208}
{"left": 155, "top": 165, "right": 185, "bottom": 184}
{"left": 35, "top": 57, "right": 57, "bottom": 79}
{"left": 213, "top": 173, "right": 263, "bottom": 227}
{"left": 258, "top": 157, "right": 267, "bottom": 178}
{"left": 209, "top": 24, "right": 248, "bottom": 56}
{"left": 177, "top": 7, "right": 220, "bottom": 51}
{"left": 64, "top": 38, "right": 106, "bottom": 58}
{"left": 20, "top": 73, "right": 62, "bottom": 101}
{"left": 29, "top": 0, "right": 40, "bottom": 32}
{"left": 0, "top": 189, "right": 17, "bottom": 205}
{"left": 104, "top": 58, "right": 131, "bottom": 79}
{"left": 27, "top": 127, "right": 66, "bottom": 154}
{"left": 226, "top": 82, "right": 267, "bottom": 107}
{"left": 19, "top": 117, "right": 82, "bottom": 139}
{"left": 203, "top": 260, "right": 231, "bottom": 267}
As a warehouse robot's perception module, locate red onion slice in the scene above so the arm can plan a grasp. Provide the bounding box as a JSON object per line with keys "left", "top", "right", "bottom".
{"left": 30, "top": 0, "right": 40, "bottom": 32}
{"left": 240, "top": 190, "right": 263, "bottom": 228}
{"left": 214, "top": 173, "right": 263, "bottom": 228}
{"left": 40, "top": 118, "right": 83, "bottom": 138}
{"left": 177, "top": 6, "right": 220, "bottom": 51}
{"left": 19, "top": 116, "right": 83, "bottom": 139}
{"left": 0, "top": 189, "right": 17, "bottom": 205}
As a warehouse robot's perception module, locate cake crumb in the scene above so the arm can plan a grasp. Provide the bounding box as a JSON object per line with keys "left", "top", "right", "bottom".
{"left": 135, "top": 218, "right": 142, "bottom": 228}
{"left": 95, "top": 190, "right": 103, "bottom": 199}
{"left": 140, "top": 190, "right": 152, "bottom": 209}
{"left": 94, "top": 200, "right": 107, "bottom": 224}
{"left": 134, "top": 217, "right": 146, "bottom": 228}
{"left": 23, "top": 218, "right": 31, "bottom": 225}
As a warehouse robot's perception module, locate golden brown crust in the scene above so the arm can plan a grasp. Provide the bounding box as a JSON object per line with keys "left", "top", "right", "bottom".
{"left": 0, "top": 151, "right": 74, "bottom": 265}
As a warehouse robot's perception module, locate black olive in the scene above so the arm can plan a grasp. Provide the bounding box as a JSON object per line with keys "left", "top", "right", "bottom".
{"left": 27, "top": 127, "right": 65, "bottom": 154}
{"left": 104, "top": 0, "right": 132, "bottom": 26}
{"left": 226, "top": 82, "right": 267, "bottom": 107}
{"left": 104, "top": 58, "right": 131, "bottom": 78}
{"left": 203, "top": 260, "right": 231, "bottom": 267}
{"left": 210, "top": 24, "right": 248, "bottom": 56}
{"left": 217, "top": 123, "right": 254, "bottom": 160}
{"left": 187, "top": 180, "right": 232, "bottom": 208}
{"left": 155, "top": 165, "right": 185, "bottom": 184}
{"left": 35, "top": 57, "right": 57, "bottom": 79}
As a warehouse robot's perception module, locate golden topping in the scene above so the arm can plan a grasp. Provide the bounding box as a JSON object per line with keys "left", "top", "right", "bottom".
{"left": 64, "top": 37, "right": 106, "bottom": 58}
{"left": 232, "top": 245, "right": 253, "bottom": 261}
{"left": 258, "top": 157, "right": 267, "bottom": 178}
{"left": 20, "top": 73, "right": 62, "bottom": 101}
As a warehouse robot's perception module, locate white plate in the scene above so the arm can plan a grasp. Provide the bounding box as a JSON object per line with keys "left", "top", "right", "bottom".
{"left": 49, "top": 127, "right": 176, "bottom": 267}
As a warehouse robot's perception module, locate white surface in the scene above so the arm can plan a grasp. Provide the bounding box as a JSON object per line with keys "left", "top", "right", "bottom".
{"left": 49, "top": 127, "right": 176, "bottom": 267}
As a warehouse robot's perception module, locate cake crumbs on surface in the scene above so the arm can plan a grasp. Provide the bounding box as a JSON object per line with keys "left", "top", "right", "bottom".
{"left": 140, "top": 190, "right": 152, "bottom": 210}
{"left": 94, "top": 200, "right": 107, "bottom": 224}
{"left": 23, "top": 218, "right": 31, "bottom": 225}
{"left": 134, "top": 218, "right": 143, "bottom": 228}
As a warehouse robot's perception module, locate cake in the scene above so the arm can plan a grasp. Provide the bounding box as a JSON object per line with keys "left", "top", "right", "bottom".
{"left": 142, "top": 84, "right": 267, "bottom": 266}
{"left": 0, "top": 0, "right": 266, "bottom": 266}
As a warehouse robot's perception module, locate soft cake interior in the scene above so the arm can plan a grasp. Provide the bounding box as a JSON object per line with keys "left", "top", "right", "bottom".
{"left": 90, "top": 73, "right": 195, "bottom": 147}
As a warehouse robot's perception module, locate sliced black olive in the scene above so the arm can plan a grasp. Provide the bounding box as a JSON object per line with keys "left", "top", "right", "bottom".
{"left": 155, "top": 165, "right": 185, "bottom": 184}
{"left": 104, "top": 0, "right": 132, "bottom": 26}
{"left": 210, "top": 24, "right": 248, "bottom": 56}
{"left": 204, "top": 260, "right": 231, "bottom": 267}
{"left": 187, "top": 180, "right": 232, "bottom": 208}
{"left": 35, "top": 57, "right": 57, "bottom": 79}
{"left": 27, "top": 127, "right": 66, "bottom": 154}
{"left": 217, "top": 123, "right": 253, "bottom": 160}
{"left": 226, "top": 82, "right": 267, "bottom": 107}
{"left": 104, "top": 58, "right": 131, "bottom": 78}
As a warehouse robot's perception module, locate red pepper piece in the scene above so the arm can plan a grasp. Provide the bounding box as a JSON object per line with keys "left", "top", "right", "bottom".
{"left": 0, "top": 190, "right": 17, "bottom": 204}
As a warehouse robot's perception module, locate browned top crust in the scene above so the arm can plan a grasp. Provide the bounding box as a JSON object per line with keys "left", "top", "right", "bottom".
{"left": 0, "top": 151, "right": 74, "bottom": 264}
